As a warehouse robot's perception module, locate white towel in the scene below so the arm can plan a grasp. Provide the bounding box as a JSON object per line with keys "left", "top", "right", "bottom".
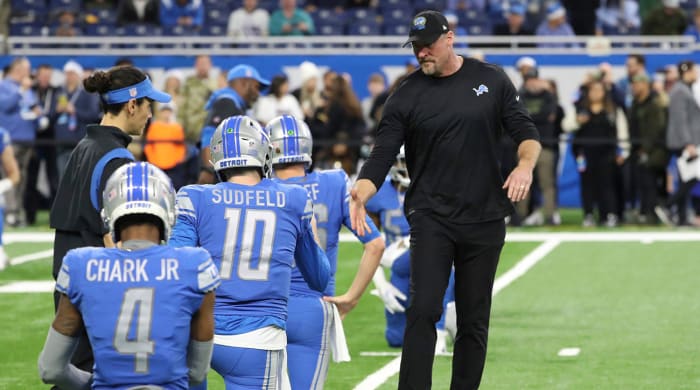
{"left": 329, "top": 304, "right": 351, "bottom": 362}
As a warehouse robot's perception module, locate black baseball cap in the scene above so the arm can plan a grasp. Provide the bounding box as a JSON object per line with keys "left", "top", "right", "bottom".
{"left": 678, "top": 60, "right": 695, "bottom": 77}
{"left": 403, "top": 10, "right": 450, "bottom": 48}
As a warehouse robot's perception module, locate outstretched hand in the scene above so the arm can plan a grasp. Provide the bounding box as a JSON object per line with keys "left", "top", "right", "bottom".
{"left": 502, "top": 164, "right": 533, "bottom": 202}
{"left": 349, "top": 187, "right": 371, "bottom": 236}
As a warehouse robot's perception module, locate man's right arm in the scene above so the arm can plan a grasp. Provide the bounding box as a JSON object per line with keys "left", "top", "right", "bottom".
{"left": 353, "top": 95, "right": 406, "bottom": 235}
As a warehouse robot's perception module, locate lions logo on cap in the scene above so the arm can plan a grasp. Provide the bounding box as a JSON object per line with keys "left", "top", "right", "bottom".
{"left": 129, "top": 88, "right": 138, "bottom": 97}
{"left": 413, "top": 16, "right": 427, "bottom": 30}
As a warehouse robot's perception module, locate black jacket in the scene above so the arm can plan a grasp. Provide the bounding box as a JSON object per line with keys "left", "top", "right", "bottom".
{"left": 50, "top": 125, "right": 133, "bottom": 238}
{"left": 359, "top": 58, "right": 540, "bottom": 224}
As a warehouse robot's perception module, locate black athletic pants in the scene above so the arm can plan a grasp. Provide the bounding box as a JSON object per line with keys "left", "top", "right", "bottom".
{"left": 52, "top": 230, "right": 102, "bottom": 378}
{"left": 399, "top": 211, "right": 505, "bottom": 390}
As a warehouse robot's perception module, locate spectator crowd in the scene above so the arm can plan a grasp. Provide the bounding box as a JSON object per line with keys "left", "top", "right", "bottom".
{"left": 6, "top": 0, "right": 700, "bottom": 40}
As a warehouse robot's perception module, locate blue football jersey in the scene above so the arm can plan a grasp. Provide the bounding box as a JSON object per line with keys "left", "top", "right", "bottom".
{"left": 169, "top": 179, "right": 330, "bottom": 334}
{"left": 275, "top": 169, "right": 381, "bottom": 297}
{"left": 55, "top": 245, "right": 220, "bottom": 390}
{"left": 366, "top": 177, "right": 410, "bottom": 244}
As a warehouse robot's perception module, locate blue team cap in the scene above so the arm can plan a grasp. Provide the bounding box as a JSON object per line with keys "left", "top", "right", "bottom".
{"left": 227, "top": 64, "right": 270, "bottom": 88}
{"left": 509, "top": 4, "right": 526, "bottom": 16}
{"left": 101, "top": 77, "right": 171, "bottom": 105}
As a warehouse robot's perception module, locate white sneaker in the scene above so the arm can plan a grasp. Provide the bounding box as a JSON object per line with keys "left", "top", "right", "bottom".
{"left": 523, "top": 210, "right": 544, "bottom": 226}
{"left": 0, "top": 247, "right": 8, "bottom": 271}
{"left": 435, "top": 329, "right": 449, "bottom": 356}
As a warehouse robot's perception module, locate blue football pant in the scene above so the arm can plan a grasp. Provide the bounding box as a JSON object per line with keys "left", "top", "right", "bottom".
{"left": 286, "top": 296, "right": 333, "bottom": 390}
{"left": 385, "top": 251, "right": 456, "bottom": 347}
{"left": 190, "top": 345, "right": 283, "bottom": 390}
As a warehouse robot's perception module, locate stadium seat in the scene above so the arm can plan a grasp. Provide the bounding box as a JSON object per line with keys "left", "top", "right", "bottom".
{"left": 49, "top": 0, "right": 80, "bottom": 11}
{"left": 347, "top": 8, "right": 377, "bottom": 22}
{"left": 84, "top": 24, "right": 116, "bottom": 36}
{"left": 465, "top": 20, "right": 492, "bottom": 36}
{"left": 382, "top": 21, "right": 410, "bottom": 35}
{"left": 413, "top": 0, "right": 445, "bottom": 12}
{"left": 206, "top": 8, "right": 229, "bottom": 25}
{"left": 314, "top": 20, "right": 344, "bottom": 35}
{"left": 201, "top": 24, "right": 227, "bottom": 36}
{"left": 9, "top": 23, "right": 44, "bottom": 36}
{"left": 311, "top": 8, "right": 347, "bottom": 25}
{"left": 258, "top": 0, "right": 278, "bottom": 13}
{"left": 346, "top": 20, "right": 381, "bottom": 35}
{"left": 10, "top": 0, "right": 46, "bottom": 12}
{"left": 382, "top": 7, "right": 412, "bottom": 24}
{"left": 123, "top": 24, "right": 162, "bottom": 36}
{"left": 163, "top": 25, "right": 199, "bottom": 36}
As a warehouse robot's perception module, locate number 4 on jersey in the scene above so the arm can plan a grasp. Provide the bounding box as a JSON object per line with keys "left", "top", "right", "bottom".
{"left": 114, "top": 288, "right": 155, "bottom": 373}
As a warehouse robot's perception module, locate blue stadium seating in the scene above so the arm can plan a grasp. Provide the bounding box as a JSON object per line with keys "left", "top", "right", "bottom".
{"left": 11, "top": 0, "right": 46, "bottom": 12}
{"left": 347, "top": 8, "right": 377, "bottom": 22}
{"left": 83, "top": 24, "right": 116, "bottom": 36}
{"left": 347, "top": 20, "right": 381, "bottom": 35}
{"left": 123, "top": 24, "right": 162, "bottom": 36}
{"left": 207, "top": 8, "right": 230, "bottom": 25}
{"left": 316, "top": 21, "right": 345, "bottom": 35}
{"left": 49, "top": 0, "right": 80, "bottom": 11}
{"left": 10, "top": 23, "right": 44, "bottom": 36}
{"left": 382, "top": 7, "right": 412, "bottom": 24}
{"left": 311, "top": 8, "right": 347, "bottom": 25}
{"left": 413, "top": 0, "right": 445, "bottom": 12}
{"left": 382, "top": 21, "right": 410, "bottom": 36}
{"left": 201, "top": 24, "right": 227, "bottom": 36}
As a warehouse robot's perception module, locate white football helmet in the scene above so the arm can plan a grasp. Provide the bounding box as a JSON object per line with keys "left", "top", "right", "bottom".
{"left": 389, "top": 145, "right": 410, "bottom": 188}
{"left": 209, "top": 115, "right": 272, "bottom": 178}
{"left": 102, "top": 162, "right": 176, "bottom": 242}
{"left": 265, "top": 114, "right": 313, "bottom": 167}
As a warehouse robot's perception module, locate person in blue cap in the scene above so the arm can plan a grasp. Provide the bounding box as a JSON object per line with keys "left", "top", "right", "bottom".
{"left": 48, "top": 65, "right": 171, "bottom": 383}
{"left": 197, "top": 64, "right": 270, "bottom": 184}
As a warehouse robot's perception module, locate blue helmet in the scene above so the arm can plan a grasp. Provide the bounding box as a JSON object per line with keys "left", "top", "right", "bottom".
{"left": 209, "top": 115, "right": 272, "bottom": 178}
{"left": 265, "top": 115, "right": 313, "bottom": 167}
{"left": 102, "top": 162, "right": 176, "bottom": 242}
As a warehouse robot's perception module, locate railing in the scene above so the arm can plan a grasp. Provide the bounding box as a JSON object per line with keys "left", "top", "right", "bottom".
{"left": 4, "top": 35, "right": 696, "bottom": 56}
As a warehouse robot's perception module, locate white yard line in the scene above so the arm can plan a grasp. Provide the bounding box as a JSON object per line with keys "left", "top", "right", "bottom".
{"left": 4, "top": 232, "right": 54, "bottom": 243}
{"left": 341, "top": 231, "right": 700, "bottom": 243}
{"left": 0, "top": 280, "right": 54, "bottom": 293}
{"left": 558, "top": 347, "right": 581, "bottom": 357}
{"left": 10, "top": 249, "right": 53, "bottom": 266}
{"left": 353, "top": 239, "right": 560, "bottom": 390}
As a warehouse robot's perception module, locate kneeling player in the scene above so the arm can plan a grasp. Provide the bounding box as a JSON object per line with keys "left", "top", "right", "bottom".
{"left": 38, "top": 162, "right": 220, "bottom": 389}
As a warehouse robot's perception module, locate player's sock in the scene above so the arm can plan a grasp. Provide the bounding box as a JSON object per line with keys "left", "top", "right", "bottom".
{"left": 435, "top": 329, "right": 449, "bottom": 355}
{"left": 0, "top": 246, "right": 7, "bottom": 271}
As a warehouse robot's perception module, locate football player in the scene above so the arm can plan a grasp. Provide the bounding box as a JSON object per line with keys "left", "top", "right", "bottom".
{"left": 366, "top": 146, "right": 456, "bottom": 353}
{"left": 169, "top": 115, "right": 330, "bottom": 389}
{"left": 38, "top": 162, "right": 220, "bottom": 389}
{"left": 267, "top": 114, "right": 384, "bottom": 389}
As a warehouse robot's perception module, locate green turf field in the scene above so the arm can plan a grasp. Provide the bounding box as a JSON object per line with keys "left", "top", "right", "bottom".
{"left": 1, "top": 229, "right": 699, "bottom": 389}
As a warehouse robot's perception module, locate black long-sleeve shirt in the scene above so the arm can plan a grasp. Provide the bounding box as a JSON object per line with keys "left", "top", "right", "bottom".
{"left": 358, "top": 57, "right": 540, "bottom": 224}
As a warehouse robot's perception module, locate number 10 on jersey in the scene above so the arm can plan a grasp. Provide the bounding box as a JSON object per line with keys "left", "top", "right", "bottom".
{"left": 220, "top": 208, "right": 277, "bottom": 280}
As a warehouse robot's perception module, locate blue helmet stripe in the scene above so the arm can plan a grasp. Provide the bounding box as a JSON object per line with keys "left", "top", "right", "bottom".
{"left": 282, "top": 115, "right": 298, "bottom": 156}
{"left": 131, "top": 162, "right": 145, "bottom": 201}
{"left": 280, "top": 115, "right": 289, "bottom": 157}
{"left": 222, "top": 116, "right": 241, "bottom": 159}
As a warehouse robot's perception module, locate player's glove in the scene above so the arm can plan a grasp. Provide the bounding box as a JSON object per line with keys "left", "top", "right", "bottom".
{"left": 380, "top": 235, "right": 410, "bottom": 269}
{"left": 370, "top": 268, "right": 407, "bottom": 314}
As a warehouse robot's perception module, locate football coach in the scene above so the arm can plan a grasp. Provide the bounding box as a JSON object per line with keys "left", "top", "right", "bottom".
{"left": 349, "top": 10, "right": 541, "bottom": 390}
